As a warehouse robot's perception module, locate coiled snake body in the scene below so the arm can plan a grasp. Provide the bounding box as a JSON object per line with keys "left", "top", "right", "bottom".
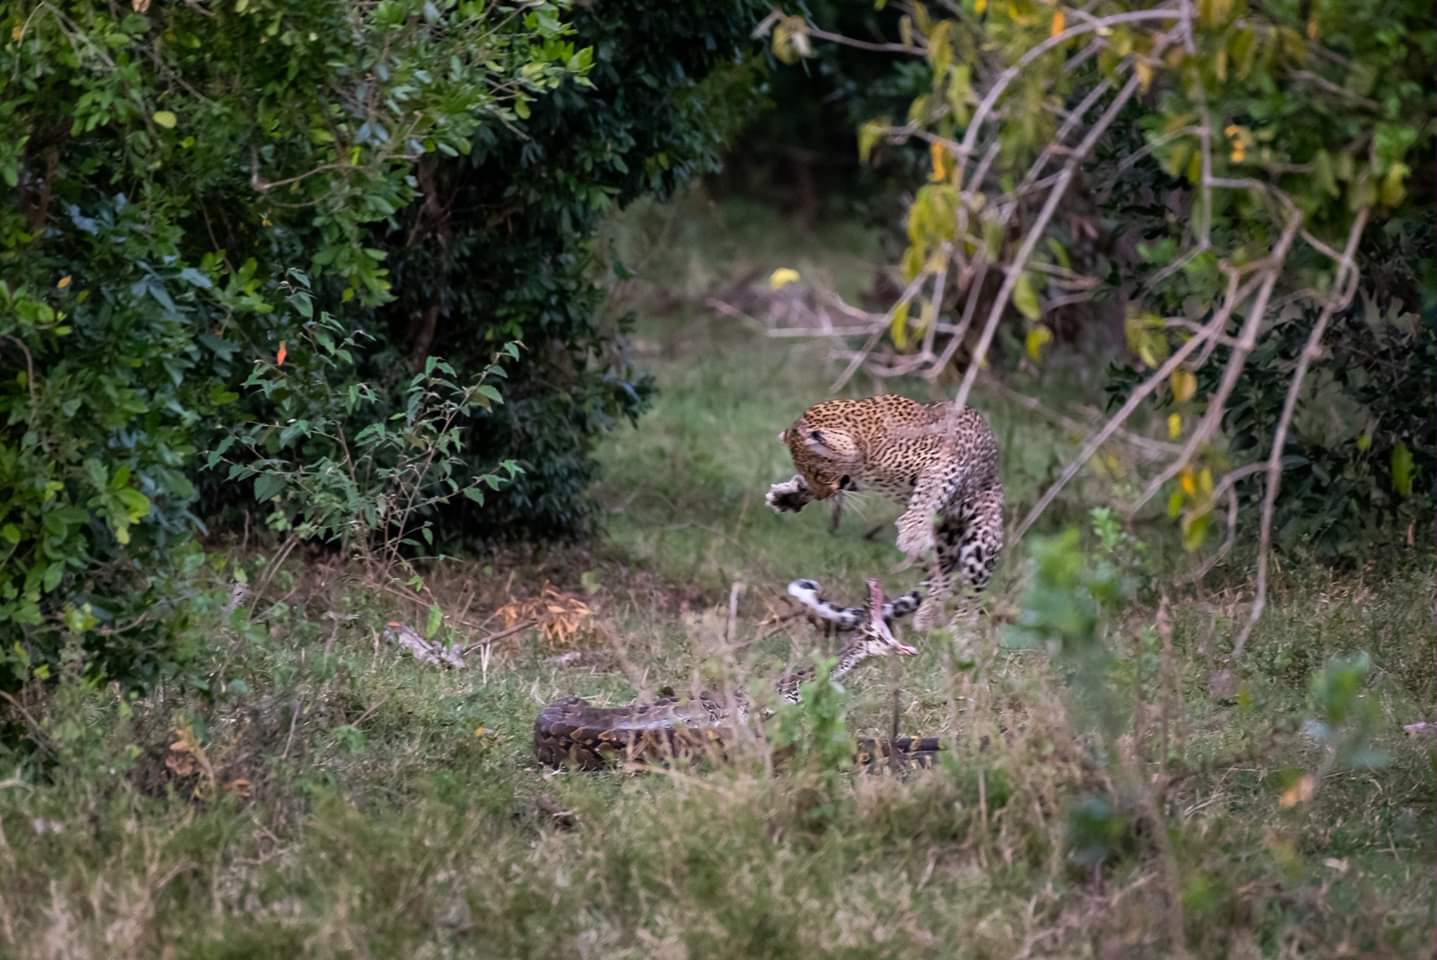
{"left": 534, "top": 579, "right": 944, "bottom": 771}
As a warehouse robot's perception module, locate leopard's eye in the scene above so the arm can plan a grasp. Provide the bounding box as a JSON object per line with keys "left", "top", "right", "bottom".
{"left": 809, "top": 430, "right": 823, "bottom": 443}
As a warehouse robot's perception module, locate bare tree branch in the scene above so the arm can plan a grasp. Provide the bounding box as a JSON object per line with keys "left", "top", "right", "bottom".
{"left": 1229, "top": 210, "right": 1369, "bottom": 660}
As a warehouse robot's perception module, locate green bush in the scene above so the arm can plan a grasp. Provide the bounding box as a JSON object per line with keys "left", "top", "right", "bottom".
{"left": 0, "top": 0, "right": 587, "bottom": 686}
{"left": 1104, "top": 129, "right": 1435, "bottom": 563}
{"left": 2, "top": 0, "right": 772, "bottom": 687}
{"left": 211, "top": 273, "right": 524, "bottom": 578}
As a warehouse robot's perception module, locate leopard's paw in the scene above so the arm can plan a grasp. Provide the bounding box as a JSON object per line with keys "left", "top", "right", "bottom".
{"left": 894, "top": 518, "right": 936, "bottom": 560}
{"left": 766, "top": 477, "right": 809, "bottom": 514}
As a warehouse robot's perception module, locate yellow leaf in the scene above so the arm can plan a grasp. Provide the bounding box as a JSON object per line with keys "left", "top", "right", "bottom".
{"left": 1199, "top": 467, "right": 1214, "bottom": 496}
{"left": 276, "top": 341, "right": 287, "bottom": 366}
{"left": 1050, "top": 10, "right": 1066, "bottom": 37}
{"left": 1279, "top": 774, "right": 1316, "bottom": 808}
{"left": 890, "top": 300, "right": 912, "bottom": 350}
{"left": 1392, "top": 441, "right": 1413, "bottom": 497}
{"left": 975, "top": 0, "right": 987, "bottom": 13}
{"left": 929, "top": 141, "right": 950, "bottom": 183}
{"left": 1025, "top": 324, "right": 1053, "bottom": 362}
{"left": 1167, "top": 413, "right": 1182, "bottom": 439}
{"left": 57, "top": 275, "right": 72, "bottom": 290}
{"left": 858, "top": 120, "right": 886, "bottom": 165}
{"left": 1166, "top": 489, "right": 1184, "bottom": 519}
{"left": 768, "top": 267, "right": 801, "bottom": 290}
{"left": 11, "top": 23, "right": 22, "bottom": 42}
{"left": 1134, "top": 60, "right": 1153, "bottom": 93}
{"left": 1180, "top": 467, "right": 1197, "bottom": 497}
{"left": 1356, "top": 432, "right": 1372, "bottom": 452}
{"left": 1380, "top": 163, "right": 1409, "bottom": 208}
{"left": 152, "top": 110, "right": 177, "bottom": 129}
{"left": 1012, "top": 271, "right": 1041, "bottom": 321}
{"left": 1170, "top": 368, "right": 1196, "bottom": 402}
{"left": 1138, "top": 340, "right": 1157, "bottom": 368}
{"left": 1181, "top": 509, "right": 1209, "bottom": 552}
{"left": 1305, "top": 16, "right": 1318, "bottom": 41}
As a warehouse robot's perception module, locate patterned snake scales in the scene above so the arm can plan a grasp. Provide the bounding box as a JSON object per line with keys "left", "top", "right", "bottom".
{"left": 533, "top": 578, "right": 943, "bottom": 771}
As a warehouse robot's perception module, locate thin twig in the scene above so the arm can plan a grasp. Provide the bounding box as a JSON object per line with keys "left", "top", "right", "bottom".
{"left": 953, "top": 73, "right": 1146, "bottom": 418}
{"left": 459, "top": 619, "right": 536, "bottom": 658}
{"left": 1230, "top": 210, "right": 1368, "bottom": 661}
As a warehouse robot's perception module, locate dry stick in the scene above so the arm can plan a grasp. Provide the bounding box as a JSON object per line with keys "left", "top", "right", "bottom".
{"left": 926, "top": 258, "right": 989, "bottom": 379}
{"left": 1229, "top": 210, "right": 1368, "bottom": 661}
{"left": 831, "top": 266, "right": 933, "bottom": 392}
{"left": 1013, "top": 268, "right": 1265, "bottom": 543}
{"left": 983, "top": 374, "right": 1182, "bottom": 461}
{"left": 952, "top": 73, "right": 1145, "bottom": 420}
{"left": 919, "top": 249, "right": 952, "bottom": 362}
{"left": 459, "top": 618, "right": 537, "bottom": 658}
{"left": 725, "top": 581, "right": 744, "bottom": 648}
{"left": 805, "top": 24, "right": 922, "bottom": 55}
{"left": 921, "top": 78, "right": 1115, "bottom": 385}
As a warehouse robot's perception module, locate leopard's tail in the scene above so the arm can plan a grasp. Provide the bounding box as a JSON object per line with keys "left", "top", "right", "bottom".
{"left": 786, "top": 579, "right": 924, "bottom": 631}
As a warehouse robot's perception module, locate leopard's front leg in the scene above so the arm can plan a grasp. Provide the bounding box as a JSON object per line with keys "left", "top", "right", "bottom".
{"left": 766, "top": 474, "right": 816, "bottom": 514}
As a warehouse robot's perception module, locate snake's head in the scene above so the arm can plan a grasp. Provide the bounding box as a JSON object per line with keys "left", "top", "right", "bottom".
{"left": 863, "top": 577, "right": 917, "bottom": 657}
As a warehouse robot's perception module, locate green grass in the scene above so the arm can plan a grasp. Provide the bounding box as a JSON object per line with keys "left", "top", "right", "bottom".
{"left": 2, "top": 194, "right": 1433, "bottom": 959}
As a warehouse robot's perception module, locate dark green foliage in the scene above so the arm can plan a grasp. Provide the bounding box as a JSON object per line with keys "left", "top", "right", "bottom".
{"left": 1085, "top": 0, "right": 1437, "bottom": 562}
{"left": 0, "top": 0, "right": 592, "bottom": 686}
{"left": 375, "top": 0, "right": 770, "bottom": 542}
{"left": 713, "top": 1, "right": 928, "bottom": 226}
{"left": 1107, "top": 204, "right": 1436, "bottom": 562}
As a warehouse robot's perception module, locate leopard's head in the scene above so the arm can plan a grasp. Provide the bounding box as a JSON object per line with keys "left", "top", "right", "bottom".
{"left": 779, "top": 407, "right": 862, "bottom": 501}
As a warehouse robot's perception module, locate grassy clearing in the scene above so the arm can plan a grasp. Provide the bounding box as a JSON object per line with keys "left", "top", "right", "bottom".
{"left": 2, "top": 193, "right": 1433, "bottom": 959}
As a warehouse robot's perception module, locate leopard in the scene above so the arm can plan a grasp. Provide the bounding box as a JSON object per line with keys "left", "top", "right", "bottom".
{"left": 766, "top": 394, "right": 1003, "bottom": 634}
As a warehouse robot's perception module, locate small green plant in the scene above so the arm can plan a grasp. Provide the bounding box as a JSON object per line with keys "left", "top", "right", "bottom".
{"left": 212, "top": 273, "right": 523, "bottom": 585}
{"left": 770, "top": 655, "right": 854, "bottom": 827}
{"left": 1271, "top": 651, "right": 1389, "bottom": 811}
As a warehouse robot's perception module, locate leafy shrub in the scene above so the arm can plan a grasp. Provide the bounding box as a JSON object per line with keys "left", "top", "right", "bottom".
{"left": 0, "top": 0, "right": 587, "bottom": 686}
{"left": 1107, "top": 200, "right": 1435, "bottom": 562}
{"left": 211, "top": 273, "right": 524, "bottom": 580}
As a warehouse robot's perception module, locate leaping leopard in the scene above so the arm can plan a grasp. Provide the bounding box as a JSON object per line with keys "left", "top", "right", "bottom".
{"left": 767, "top": 394, "right": 1004, "bottom": 633}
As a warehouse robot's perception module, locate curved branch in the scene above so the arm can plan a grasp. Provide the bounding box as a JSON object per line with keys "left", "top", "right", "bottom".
{"left": 1229, "top": 209, "right": 1368, "bottom": 661}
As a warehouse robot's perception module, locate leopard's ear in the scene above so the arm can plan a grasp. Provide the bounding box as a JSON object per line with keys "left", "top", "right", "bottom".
{"left": 802, "top": 427, "right": 859, "bottom": 462}
{"left": 777, "top": 429, "right": 788, "bottom": 443}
